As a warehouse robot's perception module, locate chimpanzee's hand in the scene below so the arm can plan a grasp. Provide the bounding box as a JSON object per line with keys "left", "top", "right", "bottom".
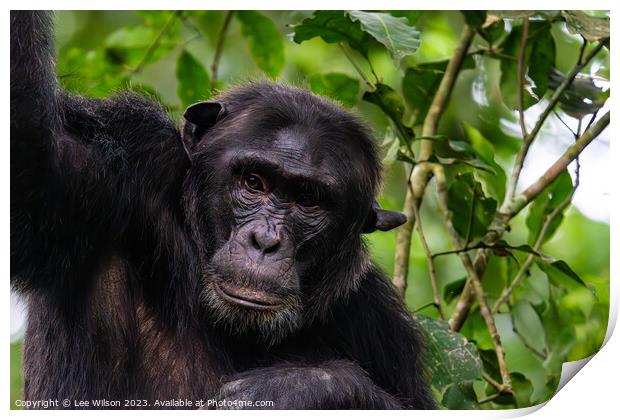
{"left": 208, "top": 360, "right": 402, "bottom": 410}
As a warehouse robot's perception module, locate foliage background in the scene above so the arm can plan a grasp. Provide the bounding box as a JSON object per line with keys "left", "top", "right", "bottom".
{"left": 10, "top": 10, "right": 610, "bottom": 409}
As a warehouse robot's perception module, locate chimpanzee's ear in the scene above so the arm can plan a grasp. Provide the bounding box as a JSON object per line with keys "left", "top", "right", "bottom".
{"left": 362, "top": 199, "right": 407, "bottom": 233}
{"left": 180, "top": 101, "right": 227, "bottom": 158}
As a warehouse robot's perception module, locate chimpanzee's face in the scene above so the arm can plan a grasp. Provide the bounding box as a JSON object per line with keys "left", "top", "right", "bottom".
{"left": 197, "top": 126, "right": 363, "bottom": 344}
{"left": 181, "top": 83, "right": 400, "bottom": 344}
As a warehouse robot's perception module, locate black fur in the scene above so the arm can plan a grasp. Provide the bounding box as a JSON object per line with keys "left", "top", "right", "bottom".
{"left": 10, "top": 11, "right": 435, "bottom": 409}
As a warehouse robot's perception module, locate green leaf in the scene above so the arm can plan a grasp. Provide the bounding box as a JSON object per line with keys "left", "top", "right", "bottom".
{"left": 237, "top": 11, "right": 285, "bottom": 78}
{"left": 291, "top": 11, "right": 369, "bottom": 57}
{"left": 433, "top": 139, "right": 496, "bottom": 174}
{"left": 387, "top": 11, "right": 423, "bottom": 26}
{"left": 443, "top": 277, "right": 467, "bottom": 304}
{"left": 536, "top": 259, "right": 586, "bottom": 288}
{"left": 526, "top": 170, "right": 573, "bottom": 244}
{"left": 441, "top": 381, "right": 479, "bottom": 409}
{"left": 529, "top": 25, "right": 555, "bottom": 98}
{"left": 176, "top": 50, "right": 211, "bottom": 107}
{"left": 462, "top": 122, "right": 507, "bottom": 201}
{"left": 402, "top": 57, "right": 475, "bottom": 126}
{"left": 562, "top": 11, "right": 610, "bottom": 41}
{"left": 58, "top": 48, "right": 126, "bottom": 96}
{"left": 499, "top": 22, "right": 554, "bottom": 110}
{"left": 491, "top": 240, "right": 586, "bottom": 288}
{"left": 447, "top": 173, "right": 497, "bottom": 244}
{"left": 363, "top": 83, "right": 414, "bottom": 142}
{"left": 512, "top": 301, "right": 547, "bottom": 356}
{"left": 415, "top": 314, "right": 483, "bottom": 394}
{"left": 461, "top": 11, "right": 487, "bottom": 28}
{"left": 489, "top": 10, "right": 559, "bottom": 20}
{"left": 308, "top": 73, "right": 359, "bottom": 107}
{"left": 509, "top": 373, "right": 534, "bottom": 407}
{"left": 105, "top": 24, "right": 177, "bottom": 68}
{"left": 347, "top": 11, "right": 421, "bottom": 63}
{"left": 380, "top": 125, "right": 400, "bottom": 165}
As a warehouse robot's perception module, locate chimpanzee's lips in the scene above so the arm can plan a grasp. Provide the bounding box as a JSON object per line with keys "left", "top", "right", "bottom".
{"left": 214, "top": 283, "right": 284, "bottom": 310}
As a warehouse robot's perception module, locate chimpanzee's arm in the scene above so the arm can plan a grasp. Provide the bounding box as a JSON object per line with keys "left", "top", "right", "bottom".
{"left": 10, "top": 11, "right": 186, "bottom": 290}
{"left": 324, "top": 266, "right": 437, "bottom": 409}
{"left": 212, "top": 360, "right": 402, "bottom": 409}
{"left": 213, "top": 268, "right": 436, "bottom": 410}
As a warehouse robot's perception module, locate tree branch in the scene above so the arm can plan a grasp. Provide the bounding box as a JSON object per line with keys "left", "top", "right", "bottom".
{"left": 503, "top": 111, "right": 608, "bottom": 218}
{"left": 211, "top": 11, "right": 235, "bottom": 92}
{"left": 392, "top": 25, "right": 475, "bottom": 296}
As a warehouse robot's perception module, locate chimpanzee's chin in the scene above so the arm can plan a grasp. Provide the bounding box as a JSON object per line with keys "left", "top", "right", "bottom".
{"left": 200, "top": 268, "right": 303, "bottom": 345}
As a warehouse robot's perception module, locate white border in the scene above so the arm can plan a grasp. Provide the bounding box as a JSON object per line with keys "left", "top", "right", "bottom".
{"left": 3, "top": 2, "right": 616, "bottom": 419}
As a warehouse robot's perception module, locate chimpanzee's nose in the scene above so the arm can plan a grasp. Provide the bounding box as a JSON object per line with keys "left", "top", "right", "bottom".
{"left": 251, "top": 225, "right": 281, "bottom": 255}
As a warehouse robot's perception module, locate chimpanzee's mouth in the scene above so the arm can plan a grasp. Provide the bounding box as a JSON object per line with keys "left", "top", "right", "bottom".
{"left": 214, "top": 283, "right": 284, "bottom": 310}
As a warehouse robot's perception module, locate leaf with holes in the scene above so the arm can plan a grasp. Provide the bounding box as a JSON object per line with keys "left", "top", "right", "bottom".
{"left": 415, "top": 314, "right": 483, "bottom": 394}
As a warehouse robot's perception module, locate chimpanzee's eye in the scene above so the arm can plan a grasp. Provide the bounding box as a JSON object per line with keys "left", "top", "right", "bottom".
{"left": 297, "top": 192, "right": 319, "bottom": 208}
{"left": 244, "top": 173, "right": 267, "bottom": 192}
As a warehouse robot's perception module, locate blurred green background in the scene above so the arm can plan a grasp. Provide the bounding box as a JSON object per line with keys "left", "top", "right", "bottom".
{"left": 10, "top": 10, "right": 609, "bottom": 409}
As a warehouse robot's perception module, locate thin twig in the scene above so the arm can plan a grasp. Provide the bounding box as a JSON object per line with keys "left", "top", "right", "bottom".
{"left": 410, "top": 194, "right": 445, "bottom": 319}
{"left": 517, "top": 18, "right": 530, "bottom": 139}
{"left": 412, "top": 301, "right": 437, "bottom": 313}
{"left": 211, "top": 11, "right": 234, "bottom": 92}
{"left": 553, "top": 110, "right": 578, "bottom": 137}
{"left": 478, "top": 392, "right": 503, "bottom": 405}
{"left": 482, "top": 372, "right": 504, "bottom": 391}
{"left": 340, "top": 43, "right": 376, "bottom": 90}
{"left": 129, "top": 11, "right": 182, "bottom": 77}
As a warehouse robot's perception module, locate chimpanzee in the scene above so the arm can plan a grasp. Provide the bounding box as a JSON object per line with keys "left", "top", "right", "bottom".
{"left": 10, "top": 11, "right": 435, "bottom": 409}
